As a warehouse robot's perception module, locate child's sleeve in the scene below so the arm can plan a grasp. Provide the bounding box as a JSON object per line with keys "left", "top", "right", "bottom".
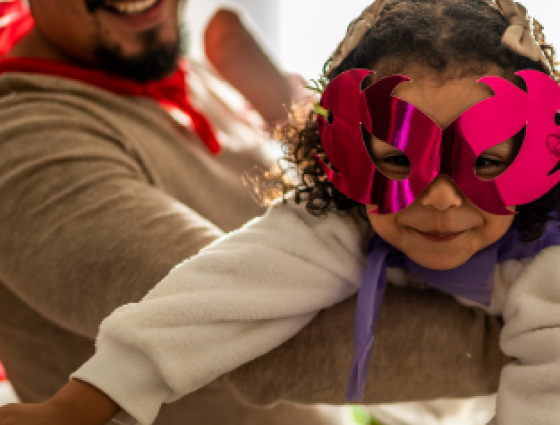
{"left": 71, "top": 198, "right": 369, "bottom": 425}
{"left": 493, "top": 246, "right": 560, "bottom": 425}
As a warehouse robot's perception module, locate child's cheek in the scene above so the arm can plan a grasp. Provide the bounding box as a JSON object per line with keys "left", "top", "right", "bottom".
{"left": 366, "top": 207, "right": 402, "bottom": 246}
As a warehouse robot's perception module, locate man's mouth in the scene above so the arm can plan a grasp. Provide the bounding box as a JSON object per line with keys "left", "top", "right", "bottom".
{"left": 101, "top": 0, "right": 161, "bottom": 16}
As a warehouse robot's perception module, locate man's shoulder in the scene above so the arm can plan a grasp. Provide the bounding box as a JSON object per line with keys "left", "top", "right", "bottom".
{"left": 0, "top": 73, "right": 150, "bottom": 174}
{"left": 0, "top": 72, "right": 146, "bottom": 116}
{"left": 0, "top": 72, "right": 165, "bottom": 153}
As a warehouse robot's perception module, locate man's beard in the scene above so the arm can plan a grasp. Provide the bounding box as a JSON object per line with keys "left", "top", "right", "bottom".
{"left": 93, "top": 26, "right": 185, "bottom": 83}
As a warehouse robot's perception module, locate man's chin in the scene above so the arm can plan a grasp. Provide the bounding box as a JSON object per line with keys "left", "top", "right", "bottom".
{"left": 94, "top": 39, "right": 180, "bottom": 82}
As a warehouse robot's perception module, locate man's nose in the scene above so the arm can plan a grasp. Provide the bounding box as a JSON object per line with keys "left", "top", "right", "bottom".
{"left": 419, "top": 174, "right": 464, "bottom": 211}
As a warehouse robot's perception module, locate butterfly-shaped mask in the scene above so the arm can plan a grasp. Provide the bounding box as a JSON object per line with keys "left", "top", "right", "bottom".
{"left": 316, "top": 69, "right": 560, "bottom": 215}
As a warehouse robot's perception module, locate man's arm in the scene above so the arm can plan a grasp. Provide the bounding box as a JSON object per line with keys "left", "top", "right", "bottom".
{"left": 204, "top": 9, "right": 293, "bottom": 126}
{"left": 0, "top": 98, "right": 224, "bottom": 339}
{"left": 226, "top": 286, "right": 508, "bottom": 406}
{"left": 0, "top": 286, "right": 507, "bottom": 425}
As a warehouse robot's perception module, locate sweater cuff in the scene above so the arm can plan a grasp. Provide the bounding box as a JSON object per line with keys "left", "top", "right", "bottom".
{"left": 71, "top": 337, "right": 172, "bottom": 425}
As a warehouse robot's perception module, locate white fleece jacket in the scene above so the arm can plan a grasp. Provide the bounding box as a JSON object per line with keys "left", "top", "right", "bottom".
{"left": 73, "top": 198, "right": 560, "bottom": 425}
{"left": 73, "top": 198, "right": 370, "bottom": 424}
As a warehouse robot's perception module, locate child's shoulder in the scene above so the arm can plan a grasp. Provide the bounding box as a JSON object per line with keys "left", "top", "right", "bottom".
{"left": 500, "top": 245, "right": 560, "bottom": 287}
{"left": 491, "top": 246, "right": 560, "bottom": 315}
{"left": 201, "top": 193, "right": 372, "bottom": 266}
{"left": 263, "top": 193, "right": 373, "bottom": 249}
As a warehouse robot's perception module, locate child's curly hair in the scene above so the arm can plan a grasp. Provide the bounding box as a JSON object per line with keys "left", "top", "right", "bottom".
{"left": 277, "top": 0, "right": 560, "bottom": 242}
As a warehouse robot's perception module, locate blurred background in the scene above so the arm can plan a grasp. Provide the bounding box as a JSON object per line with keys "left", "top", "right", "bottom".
{"left": 1, "top": 0, "right": 560, "bottom": 409}
{"left": 186, "top": 0, "right": 560, "bottom": 82}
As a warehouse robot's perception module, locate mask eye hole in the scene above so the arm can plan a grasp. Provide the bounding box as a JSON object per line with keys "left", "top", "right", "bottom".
{"left": 362, "top": 126, "right": 411, "bottom": 181}
{"left": 475, "top": 127, "right": 524, "bottom": 181}
{"left": 555, "top": 111, "right": 560, "bottom": 126}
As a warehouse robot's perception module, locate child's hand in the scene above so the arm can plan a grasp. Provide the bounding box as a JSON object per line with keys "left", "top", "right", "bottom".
{"left": 0, "top": 402, "right": 66, "bottom": 425}
{"left": 0, "top": 379, "right": 120, "bottom": 425}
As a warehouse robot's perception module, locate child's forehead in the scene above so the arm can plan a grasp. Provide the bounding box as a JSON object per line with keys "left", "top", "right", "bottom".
{"left": 368, "top": 60, "right": 513, "bottom": 83}
{"left": 366, "top": 63, "right": 512, "bottom": 128}
{"left": 392, "top": 78, "right": 492, "bottom": 128}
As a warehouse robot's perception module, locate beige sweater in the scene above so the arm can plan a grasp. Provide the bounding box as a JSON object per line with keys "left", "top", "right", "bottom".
{"left": 0, "top": 64, "right": 507, "bottom": 425}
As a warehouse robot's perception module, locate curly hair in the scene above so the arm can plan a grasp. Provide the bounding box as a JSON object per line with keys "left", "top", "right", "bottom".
{"left": 279, "top": 0, "right": 560, "bottom": 242}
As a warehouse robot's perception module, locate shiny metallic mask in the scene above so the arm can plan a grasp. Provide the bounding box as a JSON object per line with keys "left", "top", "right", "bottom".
{"left": 316, "top": 69, "right": 560, "bottom": 215}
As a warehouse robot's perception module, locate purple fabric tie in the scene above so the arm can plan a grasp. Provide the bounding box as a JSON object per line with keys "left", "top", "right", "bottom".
{"left": 346, "top": 224, "right": 560, "bottom": 402}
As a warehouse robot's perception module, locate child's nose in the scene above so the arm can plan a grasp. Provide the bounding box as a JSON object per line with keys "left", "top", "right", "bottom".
{"left": 419, "top": 175, "right": 463, "bottom": 211}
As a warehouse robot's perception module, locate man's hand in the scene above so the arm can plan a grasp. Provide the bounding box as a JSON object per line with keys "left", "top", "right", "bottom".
{"left": 0, "top": 379, "right": 120, "bottom": 425}
{"left": 204, "top": 9, "right": 293, "bottom": 126}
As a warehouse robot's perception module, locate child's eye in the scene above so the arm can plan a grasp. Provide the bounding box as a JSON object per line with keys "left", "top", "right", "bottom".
{"left": 374, "top": 155, "right": 411, "bottom": 180}
{"left": 475, "top": 156, "right": 506, "bottom": 180}
{"left": 369, "top": 138, "right": 410, "bottom": 181}
{"left": 475, "top": 156, "right": 501, "bottom": 169}
{"left": 474, "top": 138, "right": 520, "bottom": 181}
{"left": 382, "top": 155, "right": 411, "bottom": 168}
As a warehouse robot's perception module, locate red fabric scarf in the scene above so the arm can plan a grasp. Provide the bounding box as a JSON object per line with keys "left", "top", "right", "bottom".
{"left": 0, "top": 1, "right": 221, "bottom": 154}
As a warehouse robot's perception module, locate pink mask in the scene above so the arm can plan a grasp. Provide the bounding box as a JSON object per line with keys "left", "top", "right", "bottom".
{"left": 316, "top": 69, "right": 560, "bottom": 215}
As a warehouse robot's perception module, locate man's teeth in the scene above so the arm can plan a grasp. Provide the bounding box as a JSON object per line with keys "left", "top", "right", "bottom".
{"left": 105, "top": 0, "right": 159, "bottom": 14}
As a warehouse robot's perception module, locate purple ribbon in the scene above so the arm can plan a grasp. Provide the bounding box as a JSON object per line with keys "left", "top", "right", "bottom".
{"left": 346, "top": 224, "right": 560, "bottom": 402}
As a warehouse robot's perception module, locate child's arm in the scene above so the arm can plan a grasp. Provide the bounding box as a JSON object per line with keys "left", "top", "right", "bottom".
{"left": 493, "top": 246, "right": 560, "bottom": 424}
{"left": 1, "top": 198, "right": 367, "bottom": 425}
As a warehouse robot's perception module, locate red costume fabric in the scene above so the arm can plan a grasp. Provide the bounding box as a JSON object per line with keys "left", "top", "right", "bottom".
{"left": 0, "top": 0, "right": 221, "bottom": 154}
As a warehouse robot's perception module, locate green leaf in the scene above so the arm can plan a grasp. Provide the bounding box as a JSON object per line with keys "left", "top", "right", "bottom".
{"left": 303, "top": 73, "right": 330, "bottom": 96}
{"left": 350, "top": 405, "right": 386, "bottom": 425}
{"left": 313, "top": 103, "right": 330, "bottom": 119}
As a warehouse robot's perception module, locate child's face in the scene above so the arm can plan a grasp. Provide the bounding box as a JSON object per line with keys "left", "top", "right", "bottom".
{"left": 367, "top": 67, "right": 516, "bottom": 270}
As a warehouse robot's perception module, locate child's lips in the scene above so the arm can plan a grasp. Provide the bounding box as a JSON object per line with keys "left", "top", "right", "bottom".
{"left": 413, "top": 229, "right": 467, "bottom": 242}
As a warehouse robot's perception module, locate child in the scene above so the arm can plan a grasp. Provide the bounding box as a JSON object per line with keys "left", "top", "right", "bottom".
{"left": 1, "top": 0, "right": 559, "bottom": 424}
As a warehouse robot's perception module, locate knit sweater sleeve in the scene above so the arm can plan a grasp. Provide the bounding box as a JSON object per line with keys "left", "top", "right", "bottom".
{"left": 0, "top": 92, "right": 224, "bottom": 340}
{"left": 493, "top": 246, "right": 560, "bottom": 424}
{"left": 72, "top": 199, "right": 369, "bottom": 425}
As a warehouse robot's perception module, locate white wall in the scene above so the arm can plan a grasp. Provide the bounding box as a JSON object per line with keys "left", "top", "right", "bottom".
{"left": 186, "top": 0, "right": 560, "bottom": 82}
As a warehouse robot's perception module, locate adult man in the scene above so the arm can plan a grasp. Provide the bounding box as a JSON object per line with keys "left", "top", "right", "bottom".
{"left": 0, "top": 0, "right": 506, "bottom": 424}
